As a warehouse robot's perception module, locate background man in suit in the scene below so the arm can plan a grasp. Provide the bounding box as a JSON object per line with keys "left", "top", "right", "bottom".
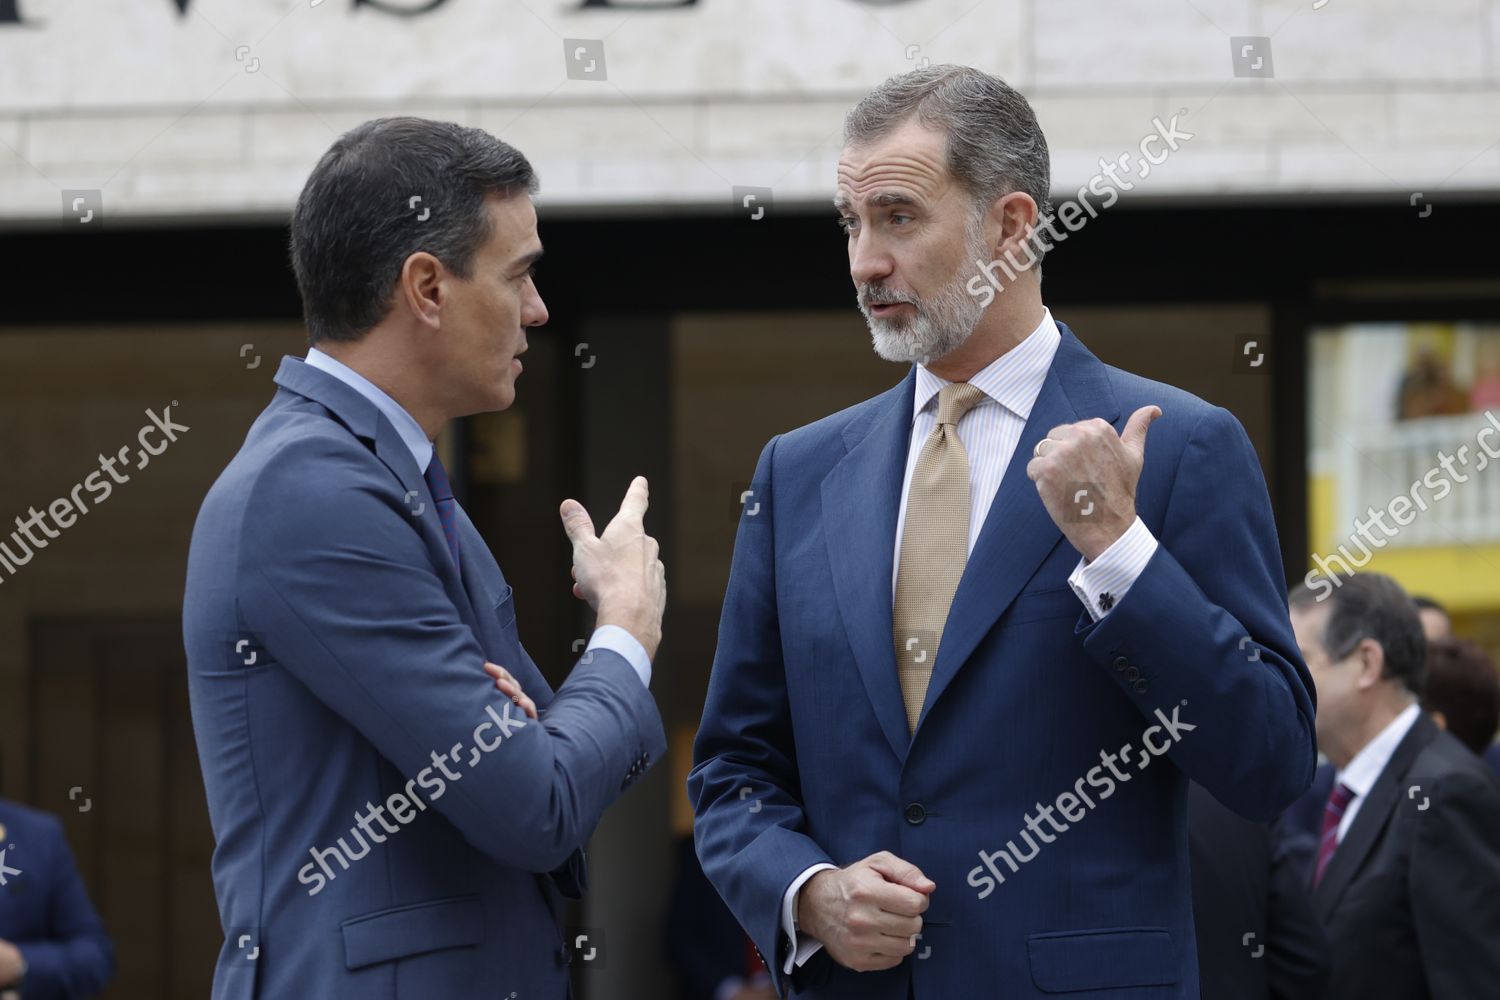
{"left": 183, "top": 117, "right": 667, "bottom": 1000}
{"left": 690, "top": 65, "right": 1316, "bottom": 1000}
{"left": 0, "top": 798, "right": 114, "bottom": 1000}
{"left": 1185, "top": 783, "right": 1327, "bottom": 1000}
{"left": 1288, "top": 572, "right": 1500, "bottom": 1000}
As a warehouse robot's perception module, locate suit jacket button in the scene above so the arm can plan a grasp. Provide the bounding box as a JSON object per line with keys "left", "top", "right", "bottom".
{"left": 1113, "top": 656, "right": 1129, "bottom": 671}
{"left": 1133, "top": 679, "right": 1148, "bottom": 693}
{"left": 1125, "top": 666, "right": 1141, "bottom": 682}
{"left": 904, "top": 803, "right": 926, "bottom": 825}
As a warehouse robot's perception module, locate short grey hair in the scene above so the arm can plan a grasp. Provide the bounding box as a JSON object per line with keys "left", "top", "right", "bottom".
{"left": 843, "top": 65, "right": 1053, "bottom": 258}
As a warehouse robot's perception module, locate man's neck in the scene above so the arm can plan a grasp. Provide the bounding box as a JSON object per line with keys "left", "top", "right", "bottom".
{"left": 1330, "top": 694, "right": 1416, "bottom": 771}
{"left": 926, "top": 293, "right": 1046, "bottom": 382}
{"left": 313, "top": 339, "right": 442, "bottom": 441}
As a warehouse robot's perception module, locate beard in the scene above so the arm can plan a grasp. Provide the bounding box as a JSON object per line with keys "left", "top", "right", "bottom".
{"left": 857, "top": 215, "right": 990, "bottom": 366}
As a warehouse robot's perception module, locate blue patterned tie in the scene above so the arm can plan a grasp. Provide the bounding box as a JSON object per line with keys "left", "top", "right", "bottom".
{"left": 423, "top": 453, "right": 462, "bottom": 574}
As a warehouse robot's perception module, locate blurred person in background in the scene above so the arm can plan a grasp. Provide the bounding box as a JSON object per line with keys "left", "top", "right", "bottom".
{"left": 1412, "top": 594, "right": 1453, "bottom": 640}
{"left": 1186, "top": 783, "right": 1327, "bottom": 1000}
{"left": 0, "top": 796, "right": 114, "bottom": 1000}
{"left": 1420, "top": 635, "right": 1500, "bottom": 779}
{"left": 1288, "top": 572, "right": 1500, "bottom": 1000}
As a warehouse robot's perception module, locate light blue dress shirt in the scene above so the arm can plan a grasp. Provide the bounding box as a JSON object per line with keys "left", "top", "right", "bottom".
{"left": 304, "top": 348, "right": 652, "bottom": 687}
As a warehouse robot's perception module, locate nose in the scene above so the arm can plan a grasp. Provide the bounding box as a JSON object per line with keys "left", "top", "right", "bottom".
{"left": 522, "top": 276, "right": 549, "bottom": 329}
{"left": 848, "top": 230, "right": 893, "bottom": 289}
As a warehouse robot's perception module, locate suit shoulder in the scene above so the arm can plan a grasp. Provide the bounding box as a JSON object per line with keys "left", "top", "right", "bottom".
{"left": 0, "top": 798, "right": 65, "bottom": 841}
{"left": 1095, "top": 362, "right": 1253, "bottom": 465}
{"left": 771, "top": 376, "right": 909, "bottom": 463}
{"left": 1414, "top": 732, "right": 1500, "bottom": 800}
{"left": 1101, "top": 363, "right": 1224, "bottom": 428}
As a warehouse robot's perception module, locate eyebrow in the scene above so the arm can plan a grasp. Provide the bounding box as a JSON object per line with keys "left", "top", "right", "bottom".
{"left": 833, "top": 191, "right": 922, "bottom": 213}
{"left": 511, "top": 247, "right": 545, "bottom": 271}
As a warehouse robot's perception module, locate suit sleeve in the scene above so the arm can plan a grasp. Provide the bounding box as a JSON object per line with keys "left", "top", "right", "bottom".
{"left": 1410, "top": 770, "right": 1500, "bottom": 998}
{"left": 11, "top": 817, "right": 115, "bottom": 1000}
{"left": 1077, "top": 404, "right": 1317, "bottom": 820}
{"left": 688, "top": 434, "right": 835, "bottom": 995}
{"left": 238, "top": 434, "right": 666, "bottom": 874}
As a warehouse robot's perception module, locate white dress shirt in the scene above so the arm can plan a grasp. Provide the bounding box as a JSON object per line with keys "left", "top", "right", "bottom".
{"left": 780, "top": 309, "right": 1160, "bottom": 972}
{"left": 303, "top": 348, "right": 651, "bottom": 687}
{"left": 1332, "top": 701, "right": 1421, "bottom": 842}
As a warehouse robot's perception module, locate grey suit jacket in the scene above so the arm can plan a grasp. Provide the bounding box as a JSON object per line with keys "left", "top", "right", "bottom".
{"left": 183, "top": 356, "right": 665, "bottom": 1000}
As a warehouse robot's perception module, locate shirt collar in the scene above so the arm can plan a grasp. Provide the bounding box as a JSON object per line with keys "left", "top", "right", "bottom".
{"left": 912, "top": 308, "right": 1061, "bottom": 422}
{"left": 304, "top": 347, "right": 435, "bottom": 474}
{"left": 1337, "top": 701, "right": 1422, "bottom": 799}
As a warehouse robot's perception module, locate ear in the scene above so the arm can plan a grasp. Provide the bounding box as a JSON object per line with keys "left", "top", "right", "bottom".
{"left": 398, "top": 251, "right": 446, "bottom": 331}
{"left": 1353, "top": 637, "right": 1387, "bottom": 691}
{"left": 989, "top": 190, "right": 1040, "bottom": 265}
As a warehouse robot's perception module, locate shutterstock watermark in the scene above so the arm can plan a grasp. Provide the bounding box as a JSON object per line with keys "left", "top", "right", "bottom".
{"left": 0, "top": 403, "right": 189, "bottom": 587}
{"left": 297, "top": 700, "right": 530, "bottom": 896}
{"left": 966, "top": 113, "right": 1194, "bottom": 307}
{"left": 1303, "top": 409, "right": 1500, "bottom": 601}
{"left": 967, "top": 702, "right": 1196, "bottom": 899}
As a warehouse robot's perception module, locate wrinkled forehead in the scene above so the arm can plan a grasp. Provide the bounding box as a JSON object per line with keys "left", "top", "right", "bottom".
{"left": 834, "top": 127, "right": 953, "bottom": 213}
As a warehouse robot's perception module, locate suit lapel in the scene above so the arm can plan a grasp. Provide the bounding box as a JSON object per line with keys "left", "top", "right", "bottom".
{"left": 914, "top": 326, "right": 1119, "bottom": 735}
{"left": 1314, "top": 713, "right": 1440, "bottom": 921}
{"left": 272, "top": 356, "right": 474, "bottom": 624}
{"left": 821, "top": 369, "right": 918, "bottom": 762}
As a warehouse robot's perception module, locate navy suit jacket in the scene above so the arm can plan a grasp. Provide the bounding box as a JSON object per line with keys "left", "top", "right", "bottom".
{"left": 183, "top": 357, "right": 665, "bottom": 1000}
{"left": 0, "top": 800, "right": 114, "bottom": 1000}
{"left": 689, "top": 322, "right": 1316, "bottom": 999}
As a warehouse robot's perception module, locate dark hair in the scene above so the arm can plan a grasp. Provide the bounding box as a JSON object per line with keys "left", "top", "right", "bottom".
{"left": 289, "top": 117, "right": 538, "bottom": 345}
{"left": 1421, "top": 637, "right": 1500, "bottom": 755}
{"left": 843, "top": 65, "right": 1053, "bottom": 256}
{"left": 1289, "top": 572, "right": 1427, "bottom": 696}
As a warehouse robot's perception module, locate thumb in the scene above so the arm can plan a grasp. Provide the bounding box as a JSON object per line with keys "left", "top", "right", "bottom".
{"left": 1120, "top": 405, "right": 1161, "bottom": 453}
{"left": 559, "top": 498, "right": 596, "bottom": 542}
{"left": 869, "top": 853, "right": 936, "bottom": 894}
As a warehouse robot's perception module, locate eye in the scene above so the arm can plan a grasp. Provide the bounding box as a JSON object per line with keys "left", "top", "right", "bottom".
{"left": 889, "top": 213, "right": 913, "bottom": 226}
{"left": 836, "top": 216, "right": 859, "bottom": 235}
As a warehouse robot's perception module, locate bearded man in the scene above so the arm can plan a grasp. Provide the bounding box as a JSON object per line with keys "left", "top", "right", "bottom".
{"left": 689, "top": 65, "right": 1316, "bottom": 1000}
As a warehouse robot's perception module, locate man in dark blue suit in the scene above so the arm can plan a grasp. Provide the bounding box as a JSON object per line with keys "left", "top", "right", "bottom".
{"left": 183, "top": 118, "right": 667, "bottom": 999}
{"left": 0, "top": 798, "right": 114, "bottom": 1000}
{"left": 690, "top": 66, "right": 1316, "bottom": 999}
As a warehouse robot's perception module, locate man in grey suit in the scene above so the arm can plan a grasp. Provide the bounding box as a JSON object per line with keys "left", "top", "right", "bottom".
{"left": 183, "top": 117, "right": 667, "bottom": 999}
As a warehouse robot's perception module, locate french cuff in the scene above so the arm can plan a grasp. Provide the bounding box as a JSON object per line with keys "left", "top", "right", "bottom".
{"left": 586, "top": 624, "right": 652, "bottom": 687}
{"left": 781, "top": 862, "right": 838, "bottom": 974}
{"left": 1068, "top": 516, "right": 1158, "bottom": 621}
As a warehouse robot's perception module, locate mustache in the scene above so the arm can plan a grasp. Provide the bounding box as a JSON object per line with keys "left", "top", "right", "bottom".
{"left": 859, "top": 286, "right": 919, "bottom": 309}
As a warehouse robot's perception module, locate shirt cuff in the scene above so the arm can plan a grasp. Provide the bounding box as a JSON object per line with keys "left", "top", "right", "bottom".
{"left": 1067, "top": 516, "right": 1158, "bottom": 621}
{"left": 586, "top": 624, "right": 652, "bottom": 687}
{"left": 781, "top": 863, "right": 838, "bottom": 975}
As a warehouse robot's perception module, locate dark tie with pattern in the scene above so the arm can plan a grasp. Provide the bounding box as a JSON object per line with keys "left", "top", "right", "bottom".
{"left": 1312, "top": 781, "right": 1355, "bottom": 888}
{"left": 423, "top": 453, "right": 462, "bottom": 574}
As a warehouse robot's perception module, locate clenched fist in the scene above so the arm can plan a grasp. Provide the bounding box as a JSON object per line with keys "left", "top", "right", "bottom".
{"left": 795, "top": 851, "right": 935, "bottom": 972}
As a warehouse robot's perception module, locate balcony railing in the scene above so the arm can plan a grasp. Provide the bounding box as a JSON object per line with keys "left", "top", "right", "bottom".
{"left": 1336, "top": 411, "right": 1500, "bottom": 549}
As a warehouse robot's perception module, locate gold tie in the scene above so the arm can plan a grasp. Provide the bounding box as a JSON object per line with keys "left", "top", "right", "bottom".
{"left": 892, "top": 381, "right": 987, "bottom": 734}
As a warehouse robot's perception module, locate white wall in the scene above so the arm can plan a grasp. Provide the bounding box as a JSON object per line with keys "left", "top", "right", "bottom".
{"left": 1, "top": 0, "right": 1497, "bottom": 223}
